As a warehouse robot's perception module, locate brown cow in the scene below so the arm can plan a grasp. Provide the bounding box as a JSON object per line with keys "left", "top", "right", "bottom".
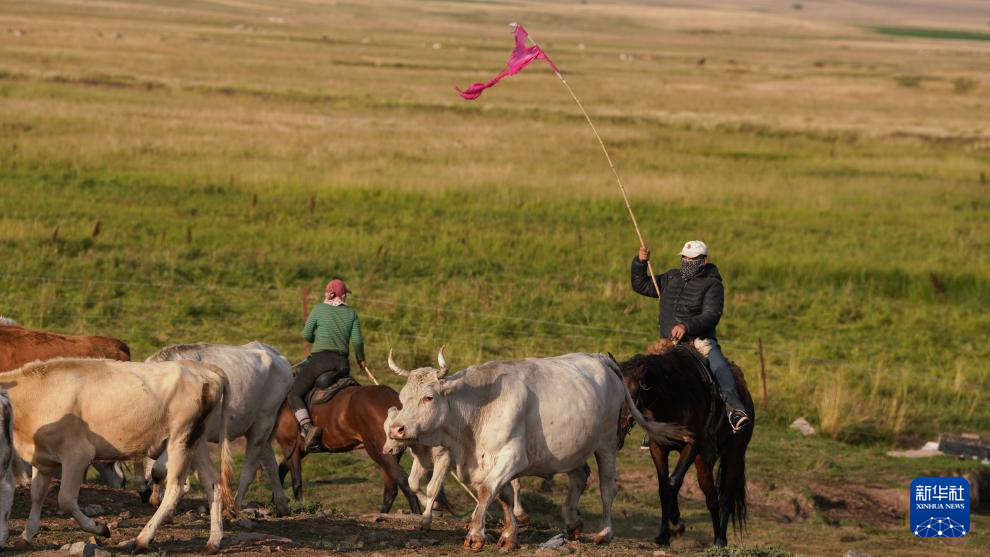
{"left": 0, "top": 320, "right": 130, "bottom": 371}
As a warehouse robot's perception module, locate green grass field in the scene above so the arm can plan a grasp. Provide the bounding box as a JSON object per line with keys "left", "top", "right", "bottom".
{"left": 1, "top": 1, "right": 988, "bottom": 554}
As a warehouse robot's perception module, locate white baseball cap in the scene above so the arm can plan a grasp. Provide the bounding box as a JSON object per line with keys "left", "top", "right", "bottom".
{"left": 679, "top": 240, "right": 708, "bottom": 258}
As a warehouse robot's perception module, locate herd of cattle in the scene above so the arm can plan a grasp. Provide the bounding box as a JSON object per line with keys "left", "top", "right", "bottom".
{"left": 0, "top": 316, "right": 752, "bottom": 553}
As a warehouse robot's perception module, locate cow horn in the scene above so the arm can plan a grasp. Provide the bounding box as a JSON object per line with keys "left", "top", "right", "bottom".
{"left": 436, "top": 344, "right": 449, "bottom": 377}
{"left": 387, "top": 349, "right": 409, "bottom": 377}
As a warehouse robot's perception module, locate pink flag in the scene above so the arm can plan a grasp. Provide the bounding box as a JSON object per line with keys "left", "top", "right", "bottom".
{"left": 457, "top": 25, "right": 559, "bottom": 100}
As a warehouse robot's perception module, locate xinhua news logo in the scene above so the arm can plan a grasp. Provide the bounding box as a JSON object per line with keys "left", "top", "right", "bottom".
{"left": 910, "top": 477, "right": 970, "bottom": 537}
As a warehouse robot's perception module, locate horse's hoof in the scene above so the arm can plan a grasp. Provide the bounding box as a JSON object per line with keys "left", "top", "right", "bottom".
{"left": 138, "top": 487, "right": 152, "bottom": 503}
{"left": 653, "top": 533, "right": 671, "bottom": 547}
{"left": 670, "top": 519, "right": 685, "bottom": 537}
{"left": 463, "top": 534, "right": 486, "bottom": 551}
{"left": 13, "top": 537, "right": 29, "bottom": 549}
{"left": 566, "top": 524, "right": 582, "bottom": 540}
{"left": 97, "top": 522, "right": 111, "bottom": 537}
{"left": 514, "top": 513, "right": 530, "bottom": 527}
{"left": 275, "top": 502, "right": 290, "bottom": 517}
{"left": 715, "top": 537, "right": 727, "bottom": 548}
{"left": 417, "top": 518, "right": 432, "bottom": 532}
{"left": 593, "top": 531, "right": 612, "bottom": 545}
{"left": 205, "top": 542, "right": 221, "bottom": 555}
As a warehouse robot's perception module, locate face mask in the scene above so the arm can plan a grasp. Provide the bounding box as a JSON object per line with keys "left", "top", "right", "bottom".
{"left": 680, "top": 257, "right": 706, "bottom": 280}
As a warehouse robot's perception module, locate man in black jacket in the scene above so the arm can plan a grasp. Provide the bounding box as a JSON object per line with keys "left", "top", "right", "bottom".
{"left": 631, "top": 240, "right": 751, "bottom": 433}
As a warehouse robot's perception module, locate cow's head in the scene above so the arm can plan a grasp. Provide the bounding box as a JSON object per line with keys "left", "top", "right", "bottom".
{"left": 382, "top": 406, "right": 407, "bottom": 455}
{"left": 386, "top": 346, "right": 452, "bottom": 442}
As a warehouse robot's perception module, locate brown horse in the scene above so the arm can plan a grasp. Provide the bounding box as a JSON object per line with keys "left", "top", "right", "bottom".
{"left": 275, "top": 384, "right": 423, "bottom": 514}
{"left": 619, "top": 340, "right": 755, "bottom": 548}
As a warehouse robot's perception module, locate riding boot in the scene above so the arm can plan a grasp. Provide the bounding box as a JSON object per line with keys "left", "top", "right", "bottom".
{"left": 725, "top": 405, "right": 751, "bottom": 434}
{"left": 301, "top": 422, "right": 323, "bottom": 452}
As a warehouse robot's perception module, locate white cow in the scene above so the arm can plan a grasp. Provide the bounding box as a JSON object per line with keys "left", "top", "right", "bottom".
{"left": 1, "top": 358, "right": 234, "bottom": 553}
{"left": 0, "top": 389, "right": 15, "bottom": 548}
{"left": 386, "top": 349, "right": 689, "bottom": 550}
{"left": 383, "top": 407, "right": 526, "bottom": 532}
{"left": 144, "top": 342, "right": 292, "bottom": 515}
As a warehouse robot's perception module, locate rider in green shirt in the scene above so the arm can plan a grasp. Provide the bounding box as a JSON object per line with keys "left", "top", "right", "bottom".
{"left": 289, "top": 279, "right": 366, "bottom": 451}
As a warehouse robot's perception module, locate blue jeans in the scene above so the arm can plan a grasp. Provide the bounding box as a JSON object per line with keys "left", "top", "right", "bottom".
{"left": 698, "top": 339, "right": 745, "bottom": 411}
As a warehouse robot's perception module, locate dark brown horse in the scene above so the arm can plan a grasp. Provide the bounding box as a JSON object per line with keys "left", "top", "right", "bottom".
{"left": 619, "top": 340, "right": 755, "bottom": 548}
{"left": 275, "top": 384, "right": 423, "bottom": 514}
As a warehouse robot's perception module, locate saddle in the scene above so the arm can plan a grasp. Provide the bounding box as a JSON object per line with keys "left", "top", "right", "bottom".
{"left": 305, "top": 373, "right": 360, "bottom": 411}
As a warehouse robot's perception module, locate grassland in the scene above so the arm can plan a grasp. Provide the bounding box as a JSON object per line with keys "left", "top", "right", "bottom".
{"left": 0, "top": 0, "right": 988, "bottom": 555}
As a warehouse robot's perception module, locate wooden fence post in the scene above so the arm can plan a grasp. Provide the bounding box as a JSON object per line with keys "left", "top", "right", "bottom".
{"left": 758, "top": 337, "right": 768, "bottom": 409}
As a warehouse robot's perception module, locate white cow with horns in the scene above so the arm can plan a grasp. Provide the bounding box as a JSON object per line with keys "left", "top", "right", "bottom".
{"left": 0, "top": 358, "right": 234, "bottom": 553}
{"left": 386, "top": 348, "right": 690, "bottom": 551}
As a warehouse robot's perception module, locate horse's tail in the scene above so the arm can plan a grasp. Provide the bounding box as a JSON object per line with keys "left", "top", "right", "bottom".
{"left": 605, "top": 355, "right": 692, "bottom": 446}
{"left": 717, "top": 441, "right": 748, "bottom": 531}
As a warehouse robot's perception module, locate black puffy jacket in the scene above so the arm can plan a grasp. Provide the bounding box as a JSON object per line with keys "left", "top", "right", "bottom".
{"left": 630, "top": 257, "right": 724, "bottom": 340}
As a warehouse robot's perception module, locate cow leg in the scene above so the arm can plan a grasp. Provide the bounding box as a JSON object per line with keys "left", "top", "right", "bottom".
{"left": 511, "top": 478, "right": 529, "bottom": 526}
{"left": 57, "top": 448, "right": 111, "bottom": 537}
{"left": 92, "top": 461, "right": 125, "bottom": 488}
{"left": 694, "top": 455, "right": 721, "bottom": 547}
{"left": 465, "top": 447, "right": 526, "bottom": 551}
{"left": 127, "top": 441, "right": 193, "bottom": 553}
{"left": 407, "top": 453, "right": 427, "bottom": 509}
{"left": 234, "top": 423, "right": 269, "bottom": 511}
{"left": 0, "top": 460, "right": 14, "bottom": 547}
{"left": 495, "top": 482, "right": 520, "bottom": 550}
{"left": 18, "top": 467, "right": 52, "bottom": 544}
{"left": 562, "top": 467, "right": 588, "bottom": 538}
{"left": 191, "top": 440, "right": 224, "bottom": 553}
{"left": 259, "top": 441, "right": 291, "bottom": 517}
{"left": 592, "top": 448, "right": 618, "bottom": 545}
{"left": 418, "top": 448, "right": 449, "bottom": 532}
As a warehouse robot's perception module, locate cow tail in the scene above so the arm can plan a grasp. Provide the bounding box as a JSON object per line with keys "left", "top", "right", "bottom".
{"left": 608, "top": 357, "right": 693, "bottom": 446}
{"left": 216, "top": 372, "right": 237, "bottom": 516}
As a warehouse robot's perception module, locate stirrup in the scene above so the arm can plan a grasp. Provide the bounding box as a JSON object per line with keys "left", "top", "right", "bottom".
{"left": 727, "top": 409, "right": 750, "bottom": 434}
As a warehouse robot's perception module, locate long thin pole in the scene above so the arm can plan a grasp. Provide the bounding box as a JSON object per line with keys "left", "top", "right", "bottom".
{"left": 524, "top": 28, "right": 662, "bottom": 297}
{"left": 360, "top": 362, "right": 380, "bottom": 385}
